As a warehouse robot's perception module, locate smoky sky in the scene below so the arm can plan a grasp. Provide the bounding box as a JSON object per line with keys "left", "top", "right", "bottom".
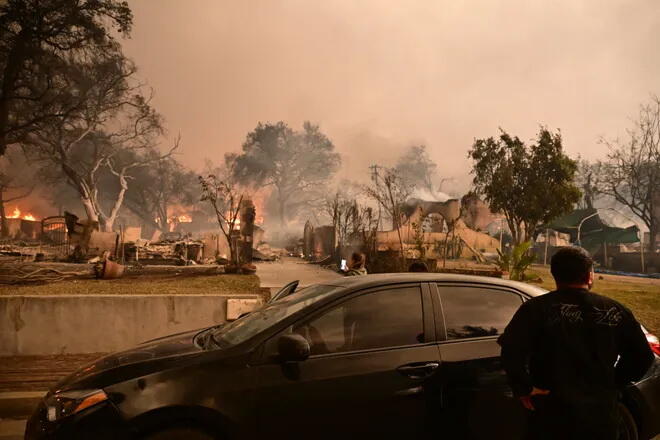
{"left": 123, "top": 0, "right": 660, "bottom": 193}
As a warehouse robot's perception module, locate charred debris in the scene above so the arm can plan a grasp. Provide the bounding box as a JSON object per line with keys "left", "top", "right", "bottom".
{"left": 0, "top": 198, "right": 285, "bottom": 284}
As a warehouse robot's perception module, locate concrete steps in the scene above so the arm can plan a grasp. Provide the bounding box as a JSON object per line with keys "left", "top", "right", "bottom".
{"left": 0, "top": 391, "right": 42, "bottom": 418}
{"left": 0, "top": 353, "right": 101, "bottom": 418}
{"left": 0, "top": 418, "right": 27, "bottom": 440}
{"left": 0, "top": 353, "right": 103, "bottom": 392}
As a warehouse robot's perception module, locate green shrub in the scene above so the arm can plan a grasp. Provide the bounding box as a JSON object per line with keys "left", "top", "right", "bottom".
{"left": 497, "top": 241, "right": 536, "bottom": 281}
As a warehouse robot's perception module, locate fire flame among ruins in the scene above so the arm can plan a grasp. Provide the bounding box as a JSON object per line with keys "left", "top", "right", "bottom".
{"left": 6, "top": 207, "right": 37, "bottom": 222}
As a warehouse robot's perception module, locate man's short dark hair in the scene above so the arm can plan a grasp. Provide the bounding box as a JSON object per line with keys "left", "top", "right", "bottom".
{"left": 409, "top": 261, "right": 429, "bottom": 272}
{"left": 550, "top": 246, "right": 594, "bottom": 284}
{"left": 350, "top": 252, "right": 366, "bottom": 269}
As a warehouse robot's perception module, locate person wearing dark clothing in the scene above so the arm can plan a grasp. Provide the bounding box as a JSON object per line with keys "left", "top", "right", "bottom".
{"left": 343, "top": 252, "right": 367, "bottom": 276}
{"left": 408, "top": 261, "right": 429, "bottom": 272}
{"left": 498, "top": 247, "right": 654, "bottom": 440}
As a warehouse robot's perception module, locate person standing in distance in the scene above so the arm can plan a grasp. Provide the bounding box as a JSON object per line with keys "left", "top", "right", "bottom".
{"left": 342, "top": 252, "right": 367, "bottom": 276}
{"left": 498, "top": 246, "right": 654, "bottom": 440}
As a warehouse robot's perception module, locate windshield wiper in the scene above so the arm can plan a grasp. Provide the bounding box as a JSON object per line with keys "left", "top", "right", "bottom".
{"left": 270, "top": 280, "right": 299, "bottom": 303}
{"left": 196, "top": 326, "right": 224, "bottom": 350}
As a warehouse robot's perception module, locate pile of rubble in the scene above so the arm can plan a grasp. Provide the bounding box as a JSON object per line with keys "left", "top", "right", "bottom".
{"left": 252, "top": 243, "right": 283, "bottom": 262}
{"left": 122, "top": 233, "right": 206, "bottom": 266}
{"left": 0, "top": 240, "right": 68, "bottom": 262}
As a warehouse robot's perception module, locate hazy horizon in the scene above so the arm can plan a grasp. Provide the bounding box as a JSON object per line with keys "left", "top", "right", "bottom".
{"left": 121, "top": 0, "right": 660, "bottom": 194}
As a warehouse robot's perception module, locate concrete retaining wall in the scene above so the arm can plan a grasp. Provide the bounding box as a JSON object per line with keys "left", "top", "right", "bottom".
{"left": 0, "top": 294, "right": 262, "bottom": 356}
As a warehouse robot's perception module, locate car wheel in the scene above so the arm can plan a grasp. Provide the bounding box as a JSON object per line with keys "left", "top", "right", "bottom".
{"left": 618, "top": 403, "right": 638, "bottom": 440}
{"left": 143, "top": 427, "right": 218, "bottom": 440}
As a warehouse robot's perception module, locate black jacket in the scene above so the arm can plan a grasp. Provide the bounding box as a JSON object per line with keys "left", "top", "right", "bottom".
{"left": 498, "top": 287, "right": 654, "bottom": 399}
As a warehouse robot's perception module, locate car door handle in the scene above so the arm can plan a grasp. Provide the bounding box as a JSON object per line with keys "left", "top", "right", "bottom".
{"left": 397, "top": 362, "right": 440, "bottom": 380}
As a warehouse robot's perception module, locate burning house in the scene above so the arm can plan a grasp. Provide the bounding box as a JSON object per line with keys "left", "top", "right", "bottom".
{"left": 2, "top": 207, "right": 40, "bottom": 240}
{"left": 118, "top": 198, "right": 271, "bottom": 267}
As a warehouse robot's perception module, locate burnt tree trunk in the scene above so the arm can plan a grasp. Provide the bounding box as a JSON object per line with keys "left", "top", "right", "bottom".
{"left": 0, "top": 194, "right": 7, "bottom": 238}
{"left": 0, "top": 30, "right": 30, "bottom": 156}
{"left": 442, "top": 220, "right": 451, "bottom": 268}
{"left": 278, "top": 191, "right": 286, "bottom": 229}
{"left": 81, "top": 197, "right": 101, "bottom": 227}
{"left": 239, "top": 199, "right": 255, "bottom": 264}
{"left": 649, "top": 220, "right": 658, "bottom": 253}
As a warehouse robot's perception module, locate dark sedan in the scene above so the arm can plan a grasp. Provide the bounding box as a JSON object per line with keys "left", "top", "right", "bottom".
{"left": 26, "top": 274, "right": 660, "bottom": 439}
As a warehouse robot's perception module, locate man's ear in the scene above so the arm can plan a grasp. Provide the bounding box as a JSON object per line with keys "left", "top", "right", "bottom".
{"left": 587, "top": 270, "right": 595, "bottom": 289}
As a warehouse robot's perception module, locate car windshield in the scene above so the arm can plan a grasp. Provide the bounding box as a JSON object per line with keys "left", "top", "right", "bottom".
{"left": 211, "top": 284, "right": 342, "bottom": 347}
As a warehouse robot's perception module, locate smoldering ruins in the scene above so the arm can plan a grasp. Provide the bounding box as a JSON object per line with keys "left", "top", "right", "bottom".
{"left": 0, "top": 1, "right": 658, "bottom": 282}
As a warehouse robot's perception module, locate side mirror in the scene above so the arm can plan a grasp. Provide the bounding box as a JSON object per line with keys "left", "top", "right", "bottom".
{"left": 277, "top": 334, "right": 310, "bottom": 362}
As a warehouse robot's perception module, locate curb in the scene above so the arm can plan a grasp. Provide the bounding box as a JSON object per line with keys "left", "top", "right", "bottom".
{"left": 0, "top": 391, "right": 43, "bottom": 418}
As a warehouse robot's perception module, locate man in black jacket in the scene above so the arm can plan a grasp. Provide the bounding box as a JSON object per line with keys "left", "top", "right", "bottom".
{"left": 498, "top": 246, "right": 654, "bottom": 439}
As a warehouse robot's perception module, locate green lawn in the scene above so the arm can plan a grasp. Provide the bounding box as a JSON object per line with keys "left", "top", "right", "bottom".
{"left": 527, "top": 265, "right": 660, "bottom": 334}
{"left": 0, "top": 273, "right": 261, "bottom": 296}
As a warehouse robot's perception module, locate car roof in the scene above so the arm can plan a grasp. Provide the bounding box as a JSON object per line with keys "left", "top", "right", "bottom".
{"left": 320, "top": 273, "right": 548, "bottom": 297}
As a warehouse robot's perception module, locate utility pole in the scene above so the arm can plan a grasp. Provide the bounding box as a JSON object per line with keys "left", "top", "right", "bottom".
{"left": 369, "top": 164, "right": 383, "bottom": 230}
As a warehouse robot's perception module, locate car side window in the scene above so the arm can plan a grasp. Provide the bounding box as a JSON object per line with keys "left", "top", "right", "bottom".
{"left": 437, "top": 285, "right": 523, "bottom": 340}
{"left": 292, "top": 286, "right": 424, "bottom": 356}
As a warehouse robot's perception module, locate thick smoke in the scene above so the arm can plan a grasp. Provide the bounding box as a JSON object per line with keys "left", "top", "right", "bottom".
{"left": 123, "top": 0, "right": 660, "bottom": 184}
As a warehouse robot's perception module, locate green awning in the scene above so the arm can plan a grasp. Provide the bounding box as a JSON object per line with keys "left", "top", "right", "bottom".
{"left": 543, "top": 208, "right": 640, "bottom": 250}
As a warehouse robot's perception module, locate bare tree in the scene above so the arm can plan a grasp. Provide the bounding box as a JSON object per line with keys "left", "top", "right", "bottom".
{"left": 325, "top": 190, "right": 364, "bottom": 257}
{"left": 199, "top": 162, "right": 243, "bottom": 265}
{"left": 576, "top": 158, "right": 600, "bottom": 209}
{"left": 364, "top": 167, "right": 413, "bottom": 269}
{"left": 354, "top": 203, "right": 380, "bottom": 258}
{"left": 325, "top": 191, "right": 352, "bottom": 257}
{"left": 28, "top": 55, "right": 173, "bottom": 231}
{"left": 326, "top": 188, "right": 381, "bottom": 263}
{"left": 597, "top": 95, "right": 660, "bottom": 251}
{"left": 124, "top": 155, "right": 198, "bottom": 232}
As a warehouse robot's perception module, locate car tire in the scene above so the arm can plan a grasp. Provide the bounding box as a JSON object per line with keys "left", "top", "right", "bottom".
{"left": 143, "top": 427, "right": 218, "bottom": 440}
{"left": 618, "top": 403, "right": 639, "bottom": 440}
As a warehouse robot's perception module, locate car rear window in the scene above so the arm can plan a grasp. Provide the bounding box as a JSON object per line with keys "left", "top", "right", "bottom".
{"left": 437, "top": 285, "right": 523, "bottom": 340}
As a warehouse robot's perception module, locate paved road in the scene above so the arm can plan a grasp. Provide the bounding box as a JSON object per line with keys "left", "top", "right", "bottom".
{"left": 255, "top": 256, "right": 342, "bottom": 290}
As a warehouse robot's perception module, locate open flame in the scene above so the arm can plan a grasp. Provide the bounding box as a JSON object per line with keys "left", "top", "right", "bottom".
{"left": 166, "top": 214, "right": 192, "bottom": 224}
{"left": 7, "top": 207, "right": 38, "bottom": 221}
{"left": 162, "top": 212, "right": 194, "bottom": 231}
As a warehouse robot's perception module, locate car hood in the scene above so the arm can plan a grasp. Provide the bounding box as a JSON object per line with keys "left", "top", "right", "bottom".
{"left": 52, "top": 327, "right": 210, "bottom": 394}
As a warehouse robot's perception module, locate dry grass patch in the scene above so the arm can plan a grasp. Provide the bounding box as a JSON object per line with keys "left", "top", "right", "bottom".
{"left": 0, "top": 274, "right": 260, "bottom": 296}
